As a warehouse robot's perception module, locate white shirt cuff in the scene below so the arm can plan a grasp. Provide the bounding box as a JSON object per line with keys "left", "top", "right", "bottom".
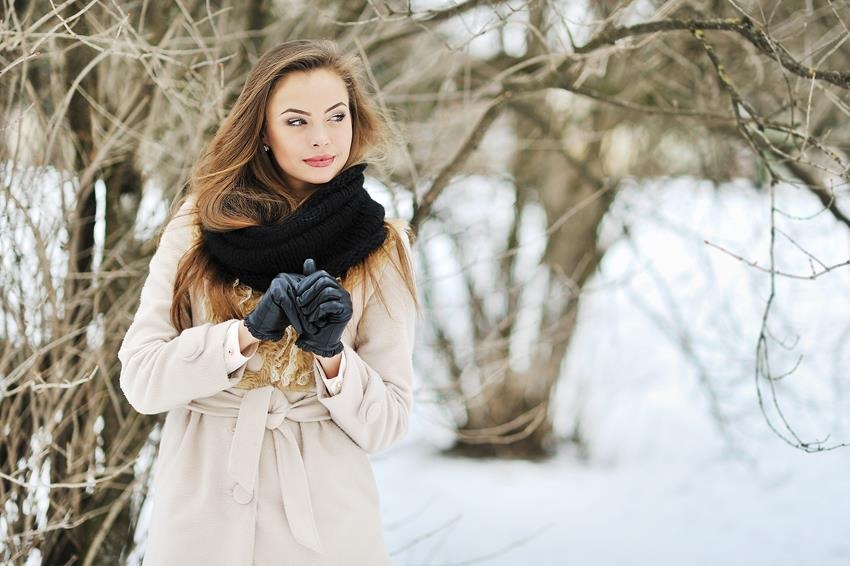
{"left": 224, "top": 321, "right": 252, "bottom": 373}
{"left": 314, "top": 351, "right": 347, "bottom": 395}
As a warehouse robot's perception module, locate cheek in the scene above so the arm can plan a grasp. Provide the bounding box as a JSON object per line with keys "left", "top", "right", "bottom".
{"left": 266, "top": 123, "right": 282, "bottom": 144}
{"left": 333, "top": 124, "right": 353, "bottom": 144}
{"left": 269, "top": 127, "right": 296, "bottom": 152}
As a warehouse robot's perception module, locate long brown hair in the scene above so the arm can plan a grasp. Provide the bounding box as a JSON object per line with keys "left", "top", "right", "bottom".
{"left": 165, "top": 39, "right": 419, "bottom": 332}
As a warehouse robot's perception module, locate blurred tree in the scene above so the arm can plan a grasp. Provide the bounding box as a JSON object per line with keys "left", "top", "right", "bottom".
{"left": 1, "top": 0, "right": 848, "bottom": 562}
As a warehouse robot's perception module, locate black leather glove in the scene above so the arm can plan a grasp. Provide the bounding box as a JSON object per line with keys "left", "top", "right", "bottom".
{"left": 294, "top": 258, "right": 353, "bottom": 357}
{"left": 243, "top": 272, "right": 317, "bottom": 341}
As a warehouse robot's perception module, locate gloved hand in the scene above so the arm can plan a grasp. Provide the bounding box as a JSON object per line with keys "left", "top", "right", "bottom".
{"left": 243, "top": 272, "right": 317, "bottom": 341}
{"left": 293, "top": 258, "right": 353, "bottom": 357}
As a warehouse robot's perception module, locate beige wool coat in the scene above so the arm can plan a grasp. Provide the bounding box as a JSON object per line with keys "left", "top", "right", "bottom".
{"left": 117, "top": 197, "right": 416, "bottom": 566}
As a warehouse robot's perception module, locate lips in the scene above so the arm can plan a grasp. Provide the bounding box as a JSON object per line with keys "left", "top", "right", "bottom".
{"left": 304, "top": 155, "right": 334, "bottom": 167}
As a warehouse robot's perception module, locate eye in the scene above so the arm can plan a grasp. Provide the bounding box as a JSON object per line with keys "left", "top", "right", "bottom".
{"left": 286, "top": 113, "right": 346, "bottom": 126}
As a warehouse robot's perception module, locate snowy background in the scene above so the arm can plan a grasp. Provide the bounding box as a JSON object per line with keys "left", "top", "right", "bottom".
{"left": 4, "top": 2, "right": 849, "bottom": 565}
{"left": 370, "top": 176, "right": 850, "bottom": 566}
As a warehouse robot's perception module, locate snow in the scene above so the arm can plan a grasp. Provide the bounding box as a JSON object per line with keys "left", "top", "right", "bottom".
{"left": 377, "top": 439, "right": 850, "bottom": 565}
{"left": 373, "top": 176, "right": 850, "bottom": 565}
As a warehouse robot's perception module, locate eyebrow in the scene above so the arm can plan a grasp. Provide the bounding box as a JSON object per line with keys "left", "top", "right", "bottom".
{"left": 280, "top": 102, "right": 347, "bottom": 116}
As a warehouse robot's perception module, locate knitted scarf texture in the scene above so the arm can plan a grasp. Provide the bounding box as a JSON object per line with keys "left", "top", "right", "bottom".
{"left": 202, "top": 162, "right": 387, "bottom": 291}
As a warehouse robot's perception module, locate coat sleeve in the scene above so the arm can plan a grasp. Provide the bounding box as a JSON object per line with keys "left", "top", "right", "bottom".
{"left": 117, "top": 198, "right": 259, "bottom": 415}
{"left": 314, "top": 231, "right": 416, "bottom": 454}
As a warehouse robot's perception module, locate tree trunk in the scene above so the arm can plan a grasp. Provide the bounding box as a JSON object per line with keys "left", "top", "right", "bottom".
{"left": 446, "top": 85, "right": 615, "bottom": 459}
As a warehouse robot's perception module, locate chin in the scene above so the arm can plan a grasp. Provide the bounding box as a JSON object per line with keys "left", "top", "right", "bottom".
{"left": 307, "top": 170, "right": 336, "bottom": 184}
{"left": 307, "top": 163, "right": 342, "bottom": 179}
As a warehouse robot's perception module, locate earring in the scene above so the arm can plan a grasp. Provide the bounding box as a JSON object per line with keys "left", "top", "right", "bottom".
{"left": 263, "top": 144, "right": 269, "bottom": 152}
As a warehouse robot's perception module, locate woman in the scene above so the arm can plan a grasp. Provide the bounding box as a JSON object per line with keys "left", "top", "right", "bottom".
{"left": 117, "top": 39, "right": 418, "bottom": 566}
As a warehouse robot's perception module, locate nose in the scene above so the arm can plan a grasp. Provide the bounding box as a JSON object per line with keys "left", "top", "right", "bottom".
{"left": 310, "top": 123, "right": 331, "bottom": 147}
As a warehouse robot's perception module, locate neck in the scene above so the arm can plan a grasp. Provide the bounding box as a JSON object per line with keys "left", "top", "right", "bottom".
{"left": 287, "top": 179, "right": 314, "bottom": 201}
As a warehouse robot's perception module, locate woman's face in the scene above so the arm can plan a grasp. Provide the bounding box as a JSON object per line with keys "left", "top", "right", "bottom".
{"left": 262, "top": 68, "right": 353, "bottom": 199}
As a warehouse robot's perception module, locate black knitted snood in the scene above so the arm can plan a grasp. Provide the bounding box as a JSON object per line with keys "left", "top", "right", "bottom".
{"left": 202, "top": 162, "right": 387, "bottom": 292}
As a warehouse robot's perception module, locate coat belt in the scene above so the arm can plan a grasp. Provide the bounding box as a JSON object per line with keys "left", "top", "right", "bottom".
{"left": 185, "top": 387, "right": 331, "bottom": 554}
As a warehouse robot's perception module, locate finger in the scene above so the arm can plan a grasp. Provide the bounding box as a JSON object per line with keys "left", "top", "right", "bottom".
{"left": 307, "top": 301, "right": 345, "bottom": 326}
{"left": 305, "top": 300, "right": 343, "bottom": 323}
{"left": 270, "top": 272, "right": 300, "bottom": 297}
{"left": 297, "top": 274, "right": 338, "bottom": 306}
{"left": 295, "top": 270, "right": 327, "bottom": 296}
{"left": 278, "top": 298, "right": 316, "bottom": 335}
{"left": 303, "top": 258, "right": 317, "bottom": 276}
{"left": 297, "top": 277, "right": 337, "bottom": 309}
{"left": 300, "top": 287, "right": 344, "bottom": 313}
{"left": 323, "top": 311, "right": 350, "bottom": 324}
{"left": 313, "top": 301, "right": 346, "bottom": 321}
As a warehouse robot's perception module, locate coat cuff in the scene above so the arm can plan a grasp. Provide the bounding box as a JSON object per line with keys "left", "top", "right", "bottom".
{"left": 314, "top": 342, "right": 381, "bottom": 425}
{"left": 223, "top": 321, "right": 258, "bottom": 375}
{"left": 314, "top": 351, "right": 347, "bottom": 396}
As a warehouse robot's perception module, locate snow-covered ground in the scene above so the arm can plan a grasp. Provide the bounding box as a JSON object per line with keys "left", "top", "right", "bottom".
{"left": 377, "top": 434, "right": 850, "bottom": 565}
{"left": 375, "top": 176, "right": 850, "bottom": 566}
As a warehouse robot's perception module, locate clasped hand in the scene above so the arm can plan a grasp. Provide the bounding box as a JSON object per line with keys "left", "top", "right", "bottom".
{"left": 243, "top": 259, "right": 353, "bottom": 357}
